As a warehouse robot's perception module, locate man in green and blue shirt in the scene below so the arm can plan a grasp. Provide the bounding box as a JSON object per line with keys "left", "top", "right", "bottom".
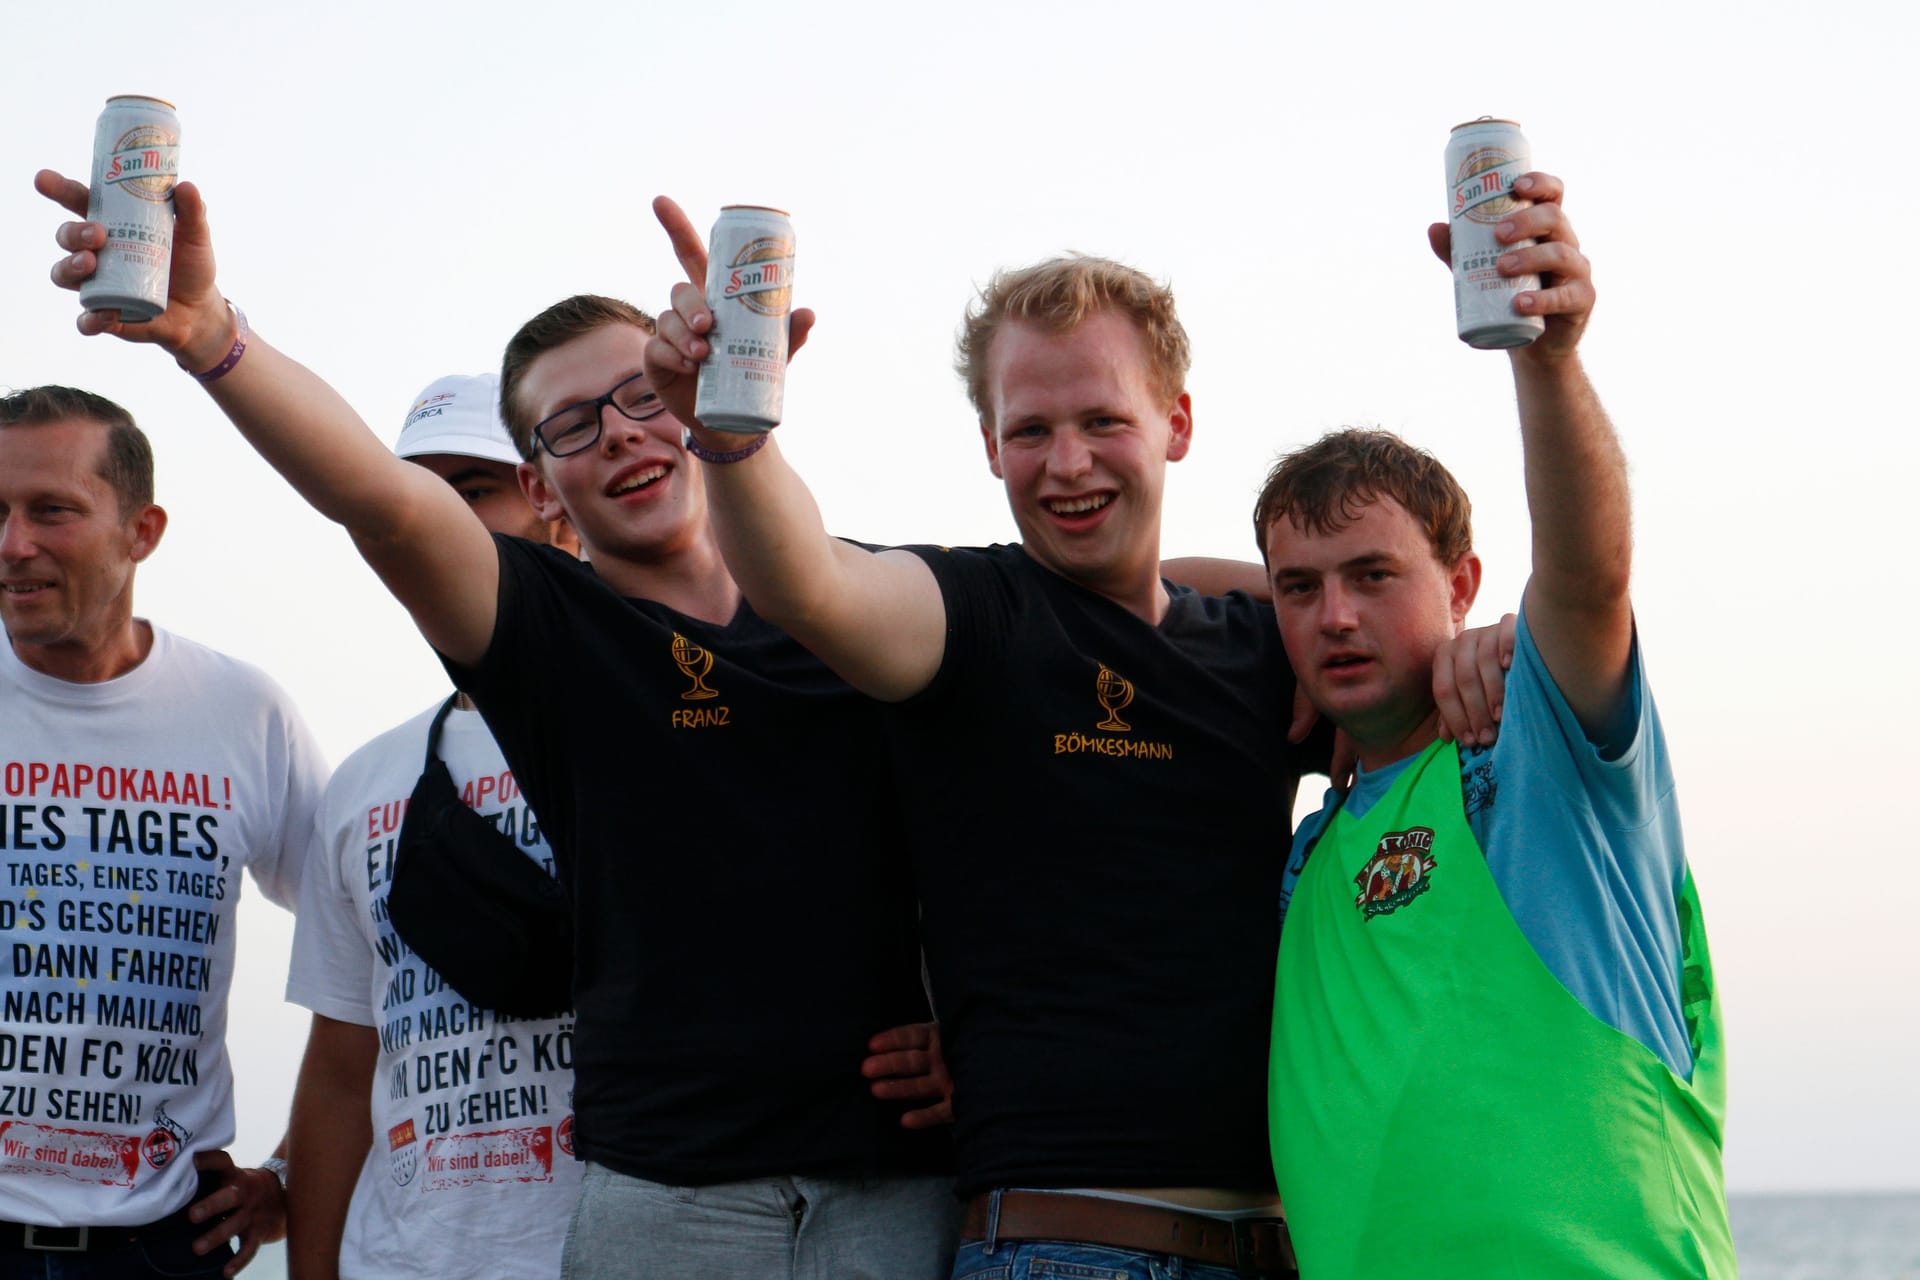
{"left": 1257, "top": 171, "right": 1736, "bottom": 1279}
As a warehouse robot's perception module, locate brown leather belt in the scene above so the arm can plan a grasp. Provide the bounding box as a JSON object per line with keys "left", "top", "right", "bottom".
{"left": 962, "top": 1190, "right": 1297, "bottom": 1277}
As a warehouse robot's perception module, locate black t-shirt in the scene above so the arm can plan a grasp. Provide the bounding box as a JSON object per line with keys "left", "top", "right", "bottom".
{"left": 446, "top": 536, "right": 946, "bottom": 1184}
{"left": 894, "top": 544, "right": 1326, "bottom": 1197}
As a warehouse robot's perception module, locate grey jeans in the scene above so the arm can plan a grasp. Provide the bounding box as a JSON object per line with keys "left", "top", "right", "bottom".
{"left": 562, "top": 1161, "right": 960, "bottom": 1279}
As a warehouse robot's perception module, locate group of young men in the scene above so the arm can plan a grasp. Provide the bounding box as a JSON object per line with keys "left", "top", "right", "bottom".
{"left": 0, "top": 155, "right": 1735, "bottom": 1280}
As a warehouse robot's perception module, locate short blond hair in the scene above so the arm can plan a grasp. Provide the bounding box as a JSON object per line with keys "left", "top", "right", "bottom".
{"left": 955, "top": 256, "right": 1190, "bottom": 427}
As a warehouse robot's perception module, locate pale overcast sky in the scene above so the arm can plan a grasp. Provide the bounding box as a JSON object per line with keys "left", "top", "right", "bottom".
{"left": 2, "top": 0, "right": 1914, "bottom": 1194}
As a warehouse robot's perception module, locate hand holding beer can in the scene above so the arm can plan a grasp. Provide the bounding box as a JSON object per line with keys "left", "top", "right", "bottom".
{"left": 80, "top": 95, "right": 180, "bottom": 323}
{"left": 1445, "top": 118, "right": 1544, "bottom": 350}
{"left": 694, "top": 206, "right": 795, "bottom": 434}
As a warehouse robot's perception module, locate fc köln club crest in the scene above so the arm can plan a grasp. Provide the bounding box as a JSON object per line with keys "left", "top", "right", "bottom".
{"left": 1354, "top": 827, "right": 1437, "bottom": 919}
{"left": 388, "top": 1119, "right": 420, "bottom": 1186}
{"left": 142, "top": 1102, "right": 191, "bottom": 1170}
{"left": 557, "top": 1089, "right": 576, "bottom": 1158}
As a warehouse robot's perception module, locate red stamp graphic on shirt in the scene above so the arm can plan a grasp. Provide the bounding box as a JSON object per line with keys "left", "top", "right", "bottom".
{"left": 388, "top": 1119, "right": 419, "bottom": 1187}
{"left": 0, "top": 1121, "right": 141, "bottom": 1186}
{"left": 1354, "top": 827, "right": 1437, "bottom": 920}
{"left": 420, "top": 1126, "right": 554, "bottom": 1192}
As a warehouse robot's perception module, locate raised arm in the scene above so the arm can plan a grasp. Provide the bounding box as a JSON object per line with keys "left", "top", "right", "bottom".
{"left": 36, "top": 171, "right": 500, "bottom": 666}
{"left": 1430, "top": 172, "right": 1631, "bottom": 738}
{"left": 643, "top": 198, "right": 947, "bottom": 701}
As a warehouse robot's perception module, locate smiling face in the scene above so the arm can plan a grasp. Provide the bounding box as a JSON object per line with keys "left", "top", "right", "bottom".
{"left": 0, "top": 416, "right": 165, "bottom": 680}
{"left": 980, "top": 311, "right": 1191, "bottom": 611}
{"left": 510, "top": 322, "right": 705, "bottom": 567}
{"left": 1264, "top": 494, "right": 1480, "bottom": 767}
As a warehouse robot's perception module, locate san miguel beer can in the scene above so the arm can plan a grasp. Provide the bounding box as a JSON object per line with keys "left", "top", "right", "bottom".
{"left": 1446, "top": 118, "right": 1544, "bottom": 350}
{"left": 694, "top": 205, "right": 794, "bottom": 433}
{"left": 81, "top": 95, "right": 181, "bottom": 323}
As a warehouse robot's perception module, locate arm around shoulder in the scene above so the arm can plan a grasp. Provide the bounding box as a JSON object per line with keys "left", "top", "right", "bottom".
{"left": 1161, "top": 556, "right": 1270, "bottom": 599}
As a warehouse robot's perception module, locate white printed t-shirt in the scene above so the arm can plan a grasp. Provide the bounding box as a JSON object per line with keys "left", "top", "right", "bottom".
{"left": 287, "top": 700, "right": 579, "bottom": 1279}
{"left": 0, "top": 623, "right": 325, "bottom": 1226}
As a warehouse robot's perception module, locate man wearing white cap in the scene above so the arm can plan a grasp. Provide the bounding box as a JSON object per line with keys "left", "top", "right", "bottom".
{"left": 281, "top": 373, "right": 580, "bottom": 1280}
{"left": 374, "top": 373, "right": 571, "bottom": 551}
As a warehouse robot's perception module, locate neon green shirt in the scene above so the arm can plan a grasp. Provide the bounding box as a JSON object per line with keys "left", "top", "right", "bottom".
{"left": 1270, "top": 740, "right": 1734, "bottom": 1278}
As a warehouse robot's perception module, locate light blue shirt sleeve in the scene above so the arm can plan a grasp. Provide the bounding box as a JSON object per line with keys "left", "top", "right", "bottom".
{"left": 1471, "top": 608, "right": 1694, "bottom": 1078}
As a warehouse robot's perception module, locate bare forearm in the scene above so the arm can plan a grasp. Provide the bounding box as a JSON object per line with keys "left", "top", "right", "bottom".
{"left": 1161, "top": 556, "right": 1269, "bottom": 599}
{"left": 286, "top": 1020, "right": 376, "bottom": 1280}
{"left": 692, "top": 431, "right": 847, "bottom": 629}
{"left": 174, "top": 320, "right": 446, "bottom": 546}
{"left": 691, "top": 428, "right": 945, "bottom": 699}
{"left": 1510, "top": 351, "right": 1634, "bottom": 729}
{"left": 167, "top": 315, "right": 496, "bottom": 662}
{"left": 1512, "top": 353, "right": 1631, "bottom": 609}
{"left": 285, "top": 1124, "right": 359, "bottom": 1280}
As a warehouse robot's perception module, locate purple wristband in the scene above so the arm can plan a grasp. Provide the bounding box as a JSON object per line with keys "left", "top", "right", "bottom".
{"left": 681, "top": 426, "right": 770, "bottom": 465}
{"left": 191, "top": 303, "right": 249, "bottom": 383}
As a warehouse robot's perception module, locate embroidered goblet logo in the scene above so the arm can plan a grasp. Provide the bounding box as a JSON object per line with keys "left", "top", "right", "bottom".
{"left": 1095, "top": 664, "right": 1135, "bottom": 732}
{"left": 671, "top": 633, "right": 719, "bottom": 701}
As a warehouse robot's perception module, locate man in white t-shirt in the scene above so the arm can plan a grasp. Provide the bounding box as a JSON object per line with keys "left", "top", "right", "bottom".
{"left": 282, "top": 373, "right": 582, "bottom": 1280}
{"left": 0, "top": 385, "right": 328, "bottom": 1278}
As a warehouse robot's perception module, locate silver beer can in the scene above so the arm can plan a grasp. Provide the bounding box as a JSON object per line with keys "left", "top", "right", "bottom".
{"left": 81, "top": 95, "right": 181, "bottom": 323}
{"left": 694, "top": 205, "right": 794, "bottom": 433}
{"left": 1445, "top": 118, "right": 1544, "bottom": 350}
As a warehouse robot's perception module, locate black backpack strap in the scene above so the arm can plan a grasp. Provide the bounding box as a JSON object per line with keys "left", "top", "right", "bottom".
{"left": 422, "top": 693, "right": 461, "bottom": 769}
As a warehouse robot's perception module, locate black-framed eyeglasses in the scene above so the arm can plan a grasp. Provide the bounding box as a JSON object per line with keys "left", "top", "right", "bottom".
{"left": 531, "top": 372, "right": 668, "bottom": 458}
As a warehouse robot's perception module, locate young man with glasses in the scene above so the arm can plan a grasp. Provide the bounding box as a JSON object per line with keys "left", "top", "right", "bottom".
{"left": 37, "top": 171, "right": 957, "bottom": 1280}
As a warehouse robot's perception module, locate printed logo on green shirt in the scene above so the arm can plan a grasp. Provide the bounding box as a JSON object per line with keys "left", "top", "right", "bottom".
{"left": 1354, "top": 827, "right": 1437, "bottom": 920}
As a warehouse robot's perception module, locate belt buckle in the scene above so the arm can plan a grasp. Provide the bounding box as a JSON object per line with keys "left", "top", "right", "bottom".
{"left": 1230, "top": 1217, "right": 1295, "bottom": 1278}
{"left": 23, "top": 1224, "right": 88, "bottom": 1251}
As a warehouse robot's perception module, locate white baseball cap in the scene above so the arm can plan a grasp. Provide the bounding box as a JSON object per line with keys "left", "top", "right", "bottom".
{"left": 394, "top": 372, "right": 521, "bottom": 464}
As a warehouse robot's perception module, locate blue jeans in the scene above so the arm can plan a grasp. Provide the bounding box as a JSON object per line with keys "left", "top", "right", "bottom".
{"left": 562, "top": 1161, "right": 959, "bottom": 1279}
{"left": 952, "top": 1239, "right": 1243, "bottom": 1280}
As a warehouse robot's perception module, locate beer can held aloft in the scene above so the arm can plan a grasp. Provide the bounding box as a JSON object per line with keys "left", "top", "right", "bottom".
{"left": 694, "top": 206, "right": 794, "bottom": 434}
{"left": 81, "top": 95, "right": 180, "bottom": 323}
{"left": 1445, "top": 118, "right": 1544, "bottom": 350}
